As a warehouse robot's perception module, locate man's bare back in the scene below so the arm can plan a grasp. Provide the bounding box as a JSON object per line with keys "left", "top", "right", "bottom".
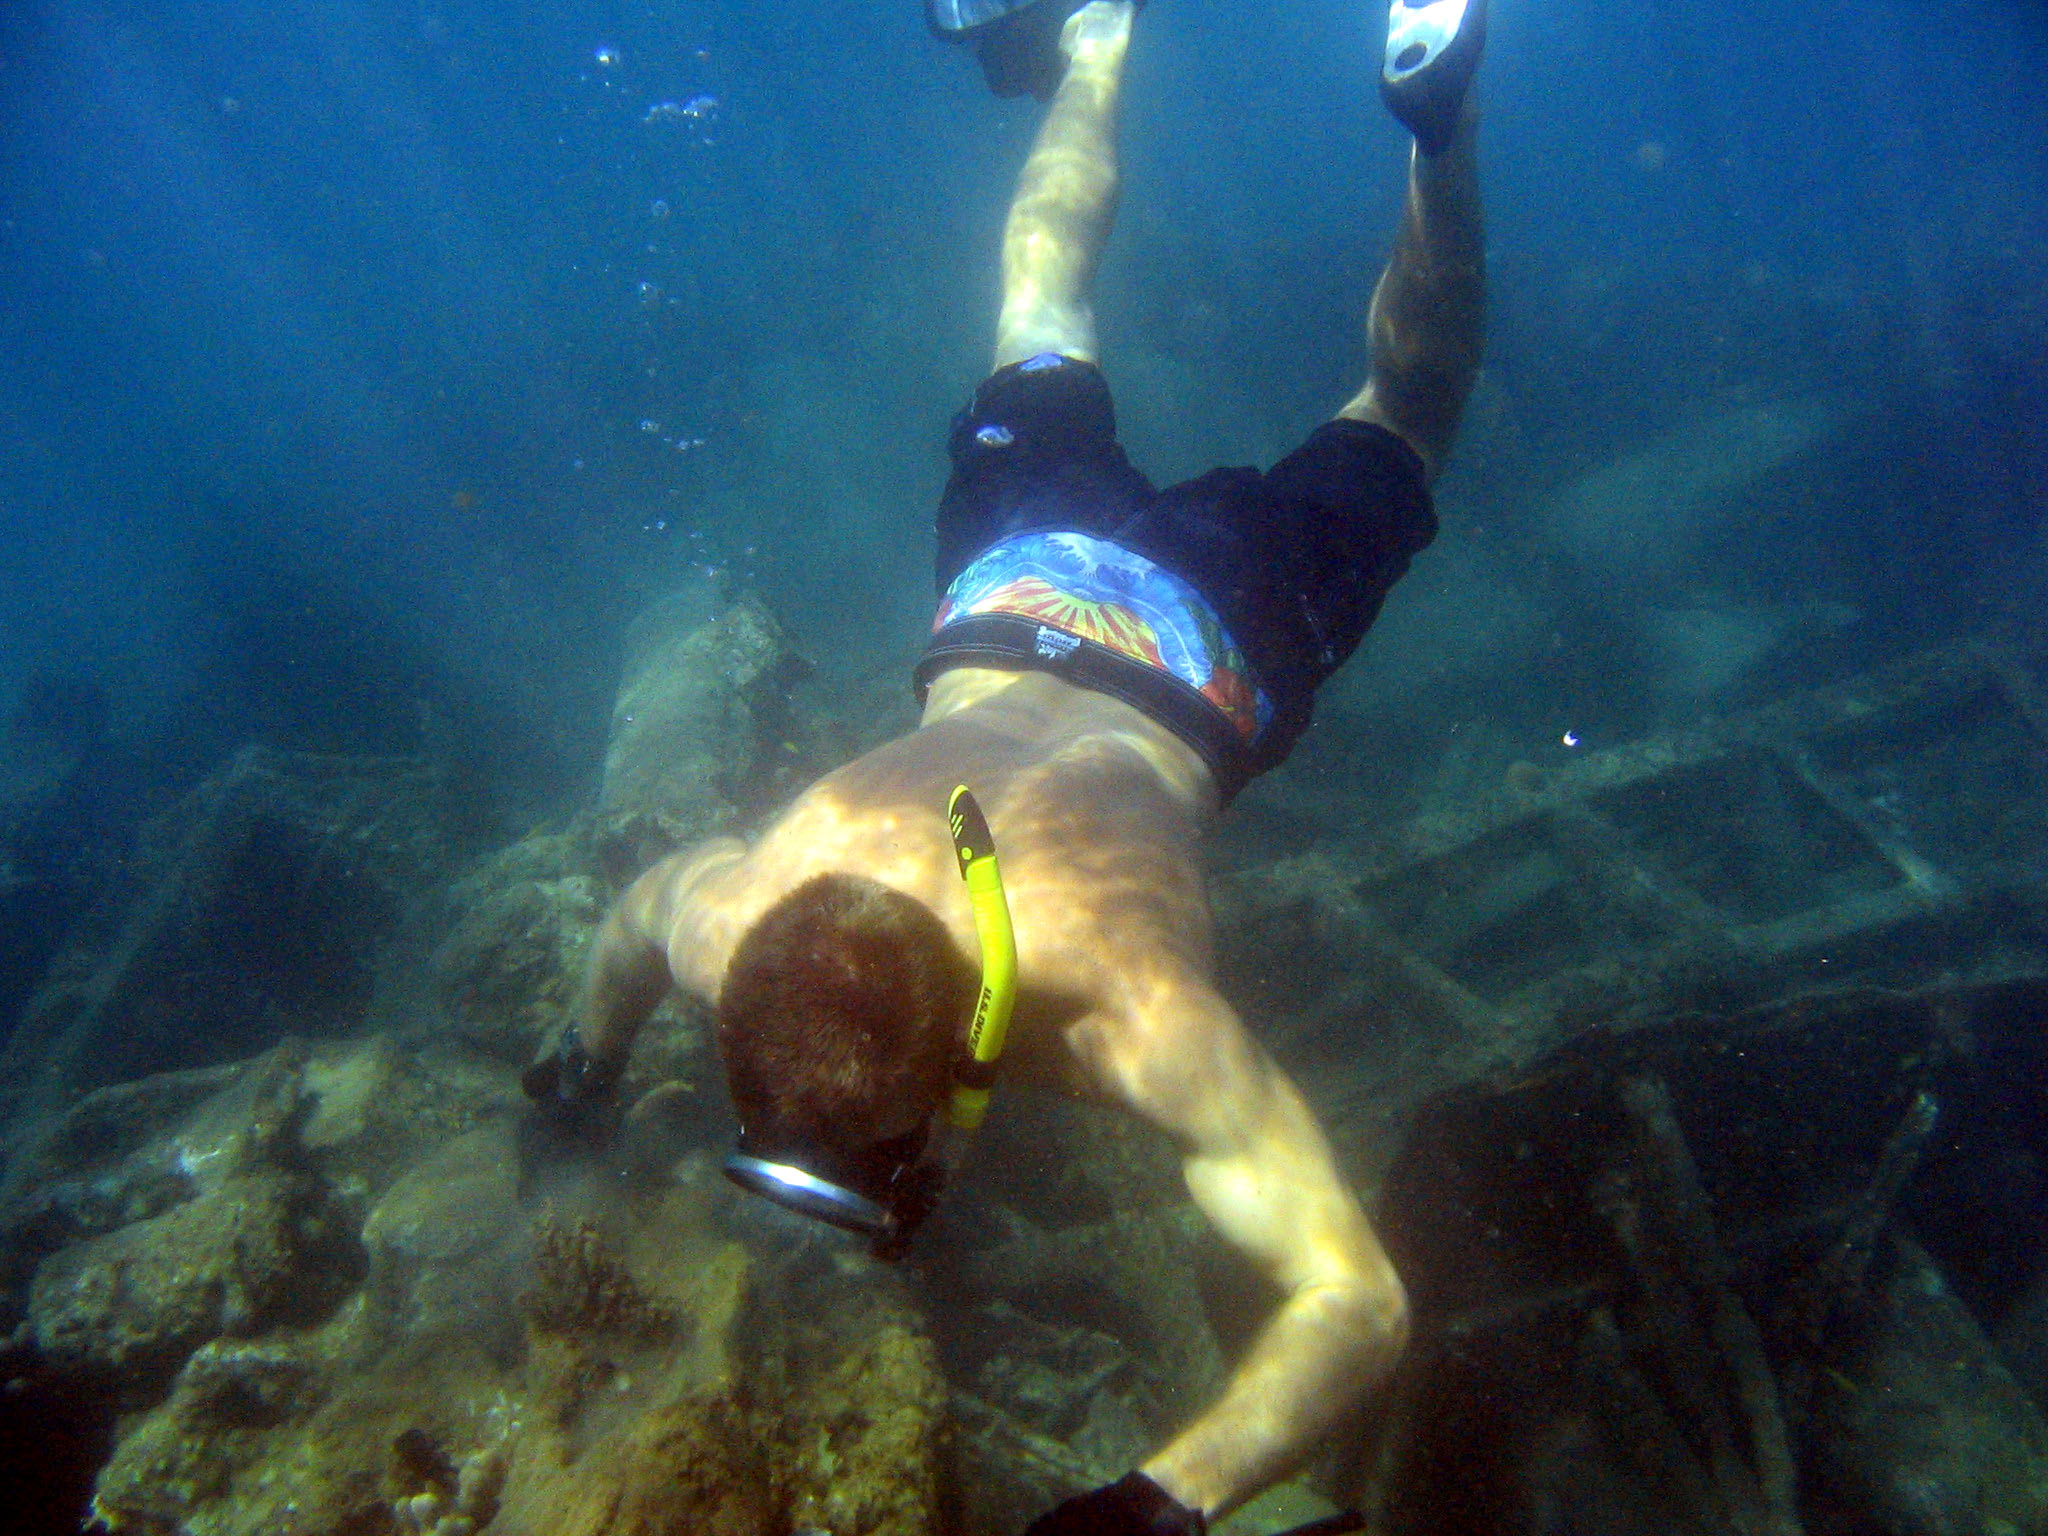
{"left": 615, "top": 668, "right": 1218, "bottom": 1087}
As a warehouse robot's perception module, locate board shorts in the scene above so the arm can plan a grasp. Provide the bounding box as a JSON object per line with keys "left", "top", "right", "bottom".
{"left": 913, "top": 353, "right": 1437, "bottom": 803}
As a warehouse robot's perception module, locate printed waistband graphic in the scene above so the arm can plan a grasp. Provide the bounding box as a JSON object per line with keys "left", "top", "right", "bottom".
{"left": 933, "top": 531, "right": 1273, "bottom": 743}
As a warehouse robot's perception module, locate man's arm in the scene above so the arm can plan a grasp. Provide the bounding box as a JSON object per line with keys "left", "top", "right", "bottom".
{"left": 525, "top": 839, "right": 744, "bottom": 1122}
{"left": 1074, "top": 977, "right": 1408, "bottom": 1522}
{"left": 572, "top": 889, "right": 675, "bottom": 1070}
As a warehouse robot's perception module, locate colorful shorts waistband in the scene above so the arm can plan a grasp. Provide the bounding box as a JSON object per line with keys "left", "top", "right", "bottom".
{"left": 913, "top": 530, "right": 1273, "bottom": 797}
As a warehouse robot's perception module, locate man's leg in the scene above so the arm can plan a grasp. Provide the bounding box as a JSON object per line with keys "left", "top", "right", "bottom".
{"left": 1340, "top": 102, "right": 1485, "bottom": 483}
{"left": 993, "top": 0, "right": 1135, "bottom": 370}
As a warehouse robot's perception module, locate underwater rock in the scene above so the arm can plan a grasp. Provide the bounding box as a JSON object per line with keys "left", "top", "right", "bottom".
{"left": 0, "top": 1061, "right": 249, "bottom": 1327}
{"left": 53, "top": 1092, "right": 951, "bottom": 1536}
{"left": 483, "top": 1176, "right": 949, "bottom": 1536}
{"left": 29, "top": 1161, "right": 359, "bottom": 1404}
{"left": 429, "top": 829, "right": 604, "bottom": 1066}
{"left": 3, "top": 1044, "right": 330, "bottom": 1352}
{"left": 91, "top": 1336, "right": 327, "bottom": 1529}
{"left": 298, "top": 1032, "right": 521, "bottom": 1198}
{"left": 0, "top": 745, "right": 455, "bottom": 1192}
{"left": 360, "top": 1122, "right": 526, "bottom": 1349}
{"left": 780, "top": 1312, "right": 949, "bottom": 1536}
{"left": 16, "top": 1046, "right": 362, "bottom": 1399}
{"left": 595, "top": 588, "right": 812, "bottom": 885}
{"left": 425, "top": 823, "right": 713, "bottom": 1093}
{"left": 393, "top": 1437, "right": 509, "bottom": 1536}
{"left": 86, "top": 1294, "right": 499, "bottom": 1536}
{"left": 0, "top": 1035, "right": 512, "bottom": 1356}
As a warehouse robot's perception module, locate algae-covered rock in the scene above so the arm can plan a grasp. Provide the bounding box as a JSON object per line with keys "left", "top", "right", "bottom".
{"left": 92, "top": 1335, "right": 327, "bottom": 1528}
{"left": 299, "top": 1032, "right": 518, "bottom": 1198}
{"left": 782, "top": 1313, "right": 949, "bottom": 1536}
{"left": 3, "top": 1035, "right": 509, "bottom": 1366}
{"left": 360, "top": 1121, "right": 526, "bottom": 1348}
{"left": 501, "top": 1289, "right": 774, "bottom": 1536}
{"left": 430, "top": 829, "right": 604, "bottom": 1067}
{"left": 595, "top": 587, "right": 811, "bottom": 884}
{"left": 425, "top": 822, "right": 714, "bottom": 1093}
{"left": 19, "top": 1046, "right": 365, "bottom": 1404}
{"left": 71, "top": 1111, "right": 951, "bottom": 1536}
{"left": 30, "top": 1164, "right": 360, "bottom": 1402}
{"left": 89, "top": 1300, "right": 510, "bottom": 1536}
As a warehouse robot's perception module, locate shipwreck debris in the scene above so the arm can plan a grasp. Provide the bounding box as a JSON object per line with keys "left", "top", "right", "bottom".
{"left": 0, "top": 745, "right": 453, "bottom": 1199}
{"left": 1215, "top": 640, "right": 2048, "bottom": 1147}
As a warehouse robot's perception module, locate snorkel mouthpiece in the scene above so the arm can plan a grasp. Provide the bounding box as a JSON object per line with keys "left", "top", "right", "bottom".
{"left": 721, "top": 788, "right": 1017, "bottom": 1258}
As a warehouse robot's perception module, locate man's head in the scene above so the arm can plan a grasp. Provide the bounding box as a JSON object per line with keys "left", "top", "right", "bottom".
{"left": 716, "top": 872, "right": 973, "bottom": 1163}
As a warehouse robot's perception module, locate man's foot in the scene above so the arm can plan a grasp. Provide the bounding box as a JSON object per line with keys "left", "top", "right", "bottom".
{"left": 1380, "top": 0, "right": 1485, "bottom": 153}
{"left": 1061, "top": 0, "right": 1135, "bottom": 69}
{"left": 519, "top": 1031, "right": 624, "bottom": 1154}
{"left": 929, "top": 0, "right": 1139, "bottom": 100}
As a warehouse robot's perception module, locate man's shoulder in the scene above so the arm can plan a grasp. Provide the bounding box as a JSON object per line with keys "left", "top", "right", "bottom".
{"left": 635, "top": 836, "right": 750, "bottom": 997}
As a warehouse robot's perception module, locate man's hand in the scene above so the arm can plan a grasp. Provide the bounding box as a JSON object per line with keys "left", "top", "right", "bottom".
{"left": 1024, "top": 1472, "right": 1204, "bottom": 1536}
{"left": 519, "top": 1029, "right": 623, "bottom": 1152}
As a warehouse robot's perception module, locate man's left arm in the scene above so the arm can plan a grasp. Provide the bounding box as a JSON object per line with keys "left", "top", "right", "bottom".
{"left": 1048, "top": 978, "right": 1408, "bottom": 1528}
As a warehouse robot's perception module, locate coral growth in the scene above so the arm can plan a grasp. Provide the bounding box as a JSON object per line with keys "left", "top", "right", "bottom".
{"left": 785, "top": 1319, "right": 949, "bottom": 1536}
{"left": 521, "top": 1209, "right": 677, "bottom": 1343}
{"left": 391, "top": 1430, "right": 508, "bottom": 1536}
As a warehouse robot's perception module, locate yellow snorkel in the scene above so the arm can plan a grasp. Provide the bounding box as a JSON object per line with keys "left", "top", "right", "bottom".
{"left": 946, "top": 785, "right": 1015, "bottom": 1133}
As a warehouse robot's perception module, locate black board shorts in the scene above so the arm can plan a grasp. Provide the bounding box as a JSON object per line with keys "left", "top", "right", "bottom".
{"left": 914, "top": 353, "right": 1437, "bottom": 801}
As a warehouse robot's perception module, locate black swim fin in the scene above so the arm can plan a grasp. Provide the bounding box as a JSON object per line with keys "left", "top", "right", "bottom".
{"left": 927, "top": 0, "right": 1042, "bottom": 33}
{"left": 1380, "top": 0, "right": 1486, "bottom": 153}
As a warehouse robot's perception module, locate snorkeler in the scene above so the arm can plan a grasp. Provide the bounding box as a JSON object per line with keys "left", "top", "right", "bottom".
{"left": 526, "top": 0, "right": 1484, "bottom": 1529}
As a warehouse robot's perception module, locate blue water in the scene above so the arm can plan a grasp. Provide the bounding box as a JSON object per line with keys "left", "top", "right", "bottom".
{"left": 7, "top": 0, "right": 2042, "bottom": 815}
